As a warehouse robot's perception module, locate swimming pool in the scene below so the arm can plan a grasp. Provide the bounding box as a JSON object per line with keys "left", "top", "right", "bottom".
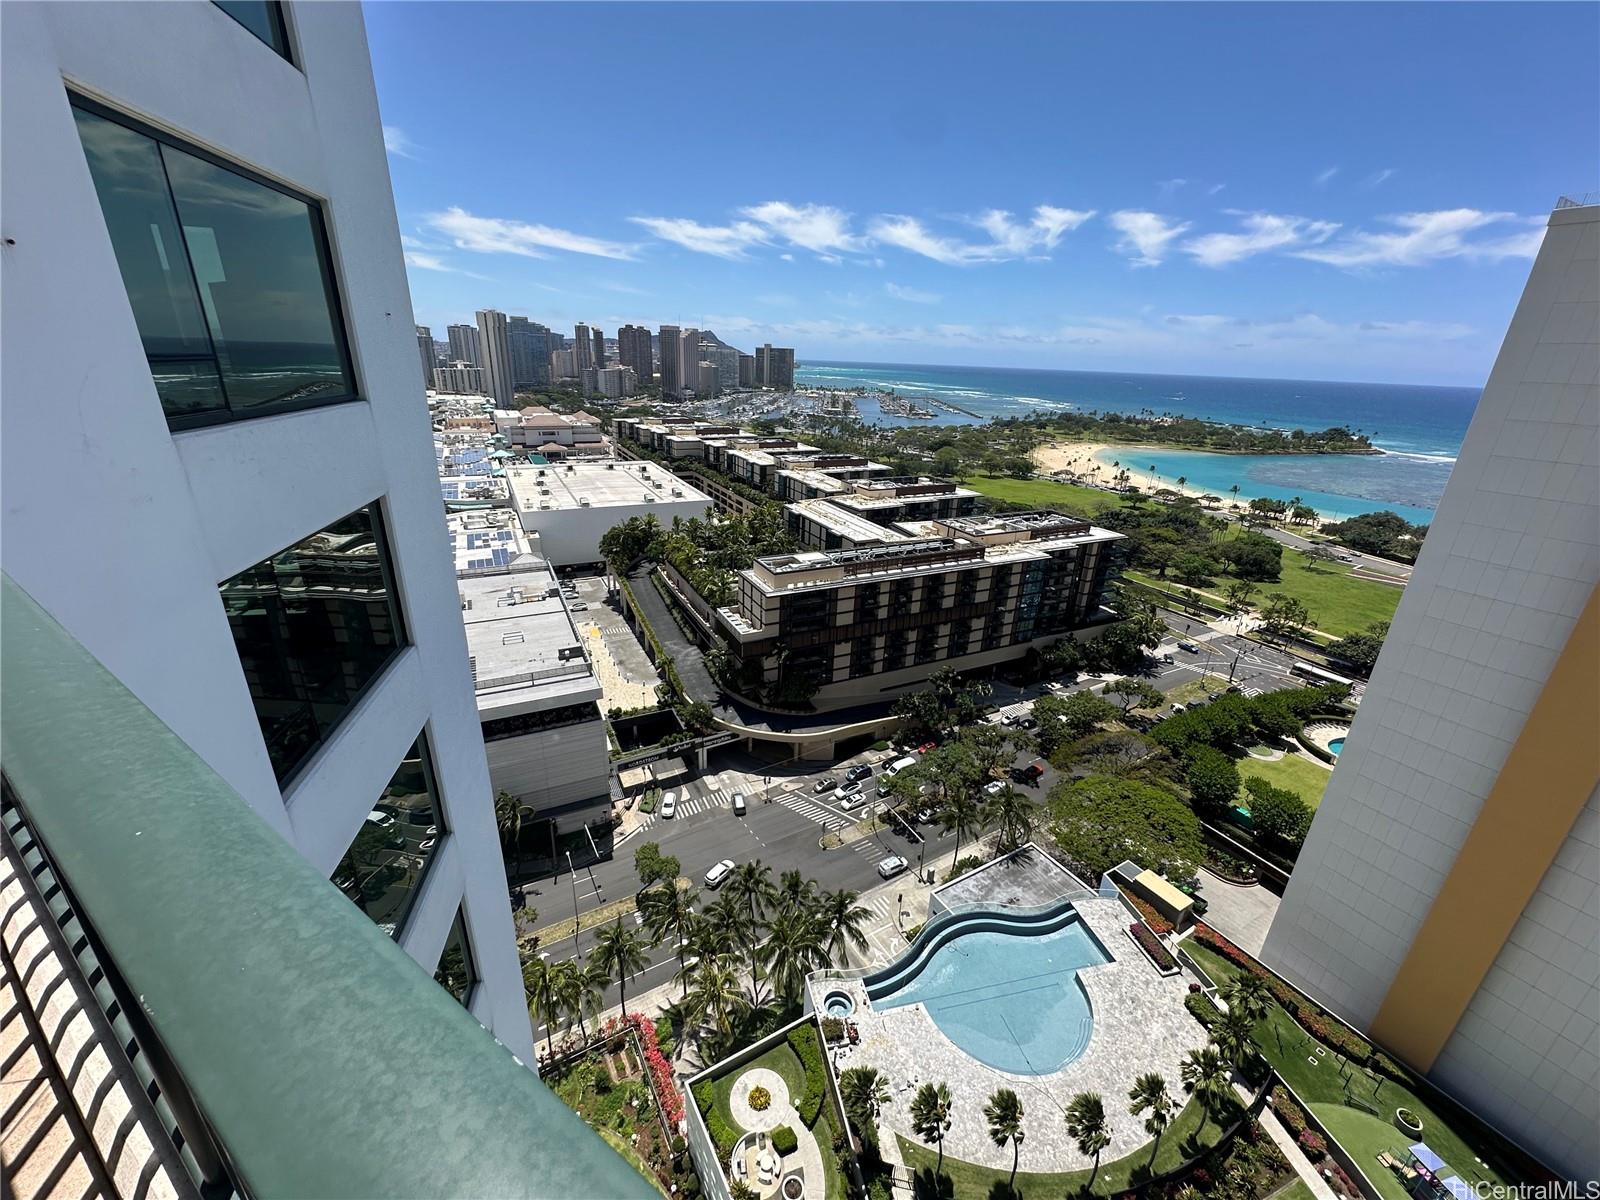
{"left": 1329, "top": 737, "right": 1346, "bottom": 756}
{"left": 864, "top": 907, "right": 1109, "bottom": 1075}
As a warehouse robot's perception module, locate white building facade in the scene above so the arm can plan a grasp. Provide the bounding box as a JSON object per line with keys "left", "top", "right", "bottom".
{"left": 1262, "top": 201, "right": 1599, "bottom": 1180}
{"left": 2, "top": 0, "right": 533, "bottom": 1059}
{"left": 506, "top": 460, "right": 713, "bottom": 567}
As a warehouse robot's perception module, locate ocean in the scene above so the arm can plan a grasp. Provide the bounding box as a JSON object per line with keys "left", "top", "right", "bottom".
{"left": 795, "top": 359, "right": 1478, "bottom": 522}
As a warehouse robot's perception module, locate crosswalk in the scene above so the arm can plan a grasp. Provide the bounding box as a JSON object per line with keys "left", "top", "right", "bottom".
{"left": 1241, "top": 686, "right": 1263, "bottom": 697}
{"left": 633, "top": 787, "right": 730, "bottom": 833}
{"left": 776, "top": 792, "right": 852, "bottom": 830}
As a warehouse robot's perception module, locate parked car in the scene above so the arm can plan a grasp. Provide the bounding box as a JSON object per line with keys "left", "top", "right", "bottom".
{"left": 813, "top": 776, "right": 836, "bottom": 795}
{"left": 877, "top": 779, "right": 895, "bottom": 798}
{"left": 568, "top": 601, "right": 589, "bottom": 612}
{"left": 732, "top": 793, "right": 747, "bottom": 815}
{"left": 845, "top": 763, "right": 873, "bottom": 783}
{"left": 704, "top": 858, "right": 735, "bottom": 888}
{"left": 1160, "top": 653, "right": 1177, "bottom": 664}
{"left": 915, "top": 741, "right": 937, "bottom": 754}
{"left": 659, "top": 792, "right": 677, "bottom": 818}
{"left": 982, "top": 779, "right": 1007, "bottom": 796}
{"left": 1018, "top": 759, "right": 1047, "bottom": 784}
{"left": 876, "top": 855, "right": 909, "bottom": 880}
{"left": 1016, "top": 716, "right": 1037, "bottom": 730}
{"left": 834, "top": 779, "right": 864, "bottom": 802}
{"left": 839, "top": 791, "right": 868, "bottom": 811}
{"left": 1170, "top": 702, "right": 1187, "bottom": 714}
{"left": 883, "top": 755, "right": 918, "bottom": 778}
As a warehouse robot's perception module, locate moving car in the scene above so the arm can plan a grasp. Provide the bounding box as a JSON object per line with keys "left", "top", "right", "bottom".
{"left": 876, "top": 855, "right": 909, "bottom": 880}
{"left": 732, "top": 793, "right": 747, "bottom": 815}
{"left": 845, "top": 763, "right": 873, "bottom": 783}
{"left": 659, "top": 792, "right": 677, "bottom": 819}
{"left": 568, "top": 601, "right": 589, "bottom": 612}
{"left": 704, "top": 859, "right": 735, "bottom": 888}
{"left": 883, "top": 755, "right": 918, "bottom": 778}
{"left": 834, "top": 779, "right": 864, "bottom": 802}
{"left": 1177, "top": 641, "right": 1200, "bottom": 653}
{"left": 813, "top": 776, "right": 836, "bottom": 794}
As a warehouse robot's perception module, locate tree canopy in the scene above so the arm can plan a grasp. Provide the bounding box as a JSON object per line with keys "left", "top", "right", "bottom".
{"left": 1046, "top": 775, "right": 1204, "bottom": 883}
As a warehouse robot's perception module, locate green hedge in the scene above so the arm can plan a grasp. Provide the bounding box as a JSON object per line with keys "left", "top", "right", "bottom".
{"left": 770, "top": 1126, "right": 798, "bottom": 1156}
{"left": 1185, "top": 990, "right": 1222, "bottom": 1029}
{"left": 787, "top": 1024, "right": 826, "bottom": 1127}
{"left": 692, "top": 1080, "right": 739, "bottom": 1165}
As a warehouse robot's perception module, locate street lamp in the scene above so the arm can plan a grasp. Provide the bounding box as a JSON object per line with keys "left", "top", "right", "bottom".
{"left": 566, "top": 850, "right": 581, "bottom": 959}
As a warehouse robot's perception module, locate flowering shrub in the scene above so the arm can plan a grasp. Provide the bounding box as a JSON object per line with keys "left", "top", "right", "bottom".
{"left": 1188, "top": 981, "right": 1202, "bottom": 994}
{"left": 1271, "top": 1086, "right": 1308, "bottom": 1138}
{"left": 749, "top": 1086, "right": 771, "bottom": 1111}
{"left": 1116, "top": 883, "right": 1174, "bottom": 935}
{"left": 605, "top": 1012, "right": 685, "bottom": 1127}
{"left": 1129, "top": 922, "right": 1178, "bottom": 971}
{"left": 1298, "top": 1130, "right": 1327, "bottom": 1159}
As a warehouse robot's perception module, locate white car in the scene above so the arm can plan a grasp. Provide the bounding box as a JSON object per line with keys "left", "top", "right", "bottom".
{"left": 732, "top": 793, "right": 747, "bottom": 815}
{"left": 982, "top": 780, "right": 1007, "bottom": 796}
{"left": 704, "top": 858, "right": 735, "bottom": 888}
{"left": 876, "top": 855, "right": 909, "bottom": 880}
{"left": 659, "top": 792, "right": 677, "bottom": 819}
{"left": 833, "top": 779, "right": 864, "bottom": 802}
{"left": 839, "top": 791, "right": 868, "bottom": 811}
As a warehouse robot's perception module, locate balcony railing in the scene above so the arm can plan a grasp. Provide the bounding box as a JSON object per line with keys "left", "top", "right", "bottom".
{"left": 0, "top": 573, "right": 654, "bottom": 1200}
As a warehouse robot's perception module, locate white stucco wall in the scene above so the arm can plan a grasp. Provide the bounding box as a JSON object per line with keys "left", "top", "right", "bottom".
{"left": 1, "top": 0, "right": 532, "bottom": 1059}
{"left": 1261, "top": 203, "right": 1599, "bottom": 1179}
{"left": 518, "top": 498, "right": 713, "bottom": 567}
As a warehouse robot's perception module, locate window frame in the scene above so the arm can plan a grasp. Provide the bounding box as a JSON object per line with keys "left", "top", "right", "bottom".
{"left": 69, "top": 92, "right": 361, "bottom": 433}
{"left": 433, "top": 903, "right": 481, "bottom": 1010}
{"left": 212, "top": 1, "right": 295, "bottom": 66}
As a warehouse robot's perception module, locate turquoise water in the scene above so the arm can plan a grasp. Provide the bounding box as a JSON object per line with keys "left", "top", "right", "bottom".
{"left": 1329, "top": 737, "right": 1346, "bottom": 756}
{"left": 796, "top": 360, "right": 1477, "bottom": 519}
{"left": 870, "top": 915, "right": 1109, "bottom": 1075}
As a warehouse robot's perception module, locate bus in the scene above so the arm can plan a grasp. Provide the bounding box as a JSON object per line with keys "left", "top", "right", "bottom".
{"left": 1290, "top": 661, "right": 1356, "bottom": 688}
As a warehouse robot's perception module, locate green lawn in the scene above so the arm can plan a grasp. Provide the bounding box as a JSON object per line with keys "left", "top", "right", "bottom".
{"left": 704, "top": 1039, "right": 843, "bottom": 1200}
{"left": 1238, "top": 753, "right": 1333, "bottom": 811}
{"left": 1268, "top": 1180, "right": 1317, "bottom": 1200}
{"left": 1182, "top": 943, "right": 1522, "bottom": 1195}
{"left": 962, "top": 475, "right": 1136, "bottom": 522}
{"left": 897, "top": 1093, "right": 1242, "bottom": 1199}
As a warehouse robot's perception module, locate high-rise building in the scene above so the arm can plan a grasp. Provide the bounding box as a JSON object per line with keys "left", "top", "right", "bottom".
{"left": 475, "top": 308, "right": 514, "bottom": 405}
{"left": 705, "top": 342, "right": 740, "bottom": 391}
{"left": 574, "top": 322, "right": 594, "bottom": 374}
{"left": 618, "top": 324, "right": 653, "bottom": 386}
{"left": 447, "top": 322, "right": 481, "bottom": 365}
{"left": 697, "top": 361, "right": 719, "bottom": 397}
{"left": 756, "top": 343, "right": 795, "bottom": 390}
{"left": 508, "top": 316, "right": 555, "bottom": 388}
{"left": 416, "top": 324, "right": 436, "bottom": 387}
{"left": 434, "top": 360, "right": 486, "bottom": 394}
{"left": 658, "top": 325, "right": 681, "bottom": 394}
{"left": 550, "top": 347, "right": 578, "bottom": 381}
{"left": 0, "top": 11, "right": 712, "bottom": 1188}
{"left": 592, "top": 326, "right": 606, "bottom": 369}
{"left": 677, "top": 328, "right": 700, "bottom": 396}
{"left": 739, "top": 353, "right": 757, "bottom": 388}
{"left": 1261, "top": 200, "right": 1599, "bottom": 1181}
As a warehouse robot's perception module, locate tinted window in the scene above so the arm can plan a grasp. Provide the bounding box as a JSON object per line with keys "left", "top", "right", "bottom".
{"left": 72, "top": 101, "right": 354, "bottom": 429}
{"left": 219, "top": 504, "right": 405, "bottom": 784}
{"left": 331, "top": 736, "right": 445, "bottom": 939}
{"left": 433, "top": 908, "right": 478, "bottom": 1005}
{"left": 213, "top": 2, "right": 291, "bottom": 59}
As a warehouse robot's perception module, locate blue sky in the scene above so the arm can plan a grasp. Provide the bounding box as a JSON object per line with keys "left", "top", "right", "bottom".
{"left": 367, "top": 2, "right": 1598, "bottom": 386}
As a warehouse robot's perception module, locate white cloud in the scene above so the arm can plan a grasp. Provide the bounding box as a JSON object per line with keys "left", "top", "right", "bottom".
{"left": 1182, "top": 212, "right": 1340, "bottom": 267}
{"left": 739, "top": 201, "right": 868, "bottom": 256}
{"left": 1315, "top": 167, "right": 1340, "bottom": 187}
{"left": 1107, "top": 211, "right": 1193, "bottom": 267}
{"left": 885, "top": 282, "right": 941, "bottom": 304}
{"left": 628, "top": 215, "right": 767, "bottom": 259}
{"left": 428, "top": 207, "right": 635, "bottom": 260}
{"left": 1207, "top": 183, "right": 1227, "bottom": 196}
{"left": 1158, "top": 178, "right": 1188, "bottom": 197}
{"left": 1362, "top": 168, "right": 1397, "bottom": 189}
{"left": 382, "top": 126, "right": 418, "bottom": 159}
{"left": 404, "top": 251, "right": 448, "bottom": 270}
{"left": 1294, "top": 209, "right": 1544, "bottom": 268}
{"left": 870, "top": 206, "right": 1093, "bottom": 264}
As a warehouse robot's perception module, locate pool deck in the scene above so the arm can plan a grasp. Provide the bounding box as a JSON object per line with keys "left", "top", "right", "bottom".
{"left": 930, "top": 844, "right": 1090, "bottom": 912}
{"left": 820, "top": 896, "right": 1207, "bottom": 1174}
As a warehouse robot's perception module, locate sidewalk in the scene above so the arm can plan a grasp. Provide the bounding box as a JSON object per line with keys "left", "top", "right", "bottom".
{"left": 1246, "top": 1087, "right": 1340, "bottom": 1200}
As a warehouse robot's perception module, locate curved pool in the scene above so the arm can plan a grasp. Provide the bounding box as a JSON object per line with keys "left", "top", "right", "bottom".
{"left": 1329, "top": 737, "right": 1346, "bottom": 756}
{"left": 864, "top": 906, "right": 1108, "bottom": 1075}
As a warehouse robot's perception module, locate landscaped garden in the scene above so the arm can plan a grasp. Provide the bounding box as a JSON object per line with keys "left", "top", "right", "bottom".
{"left": 1237, "top": 752, "right": 1331, "bottom": 811}
{"left": 1182, "top": 930, "right": 1541, "bottom": 1200}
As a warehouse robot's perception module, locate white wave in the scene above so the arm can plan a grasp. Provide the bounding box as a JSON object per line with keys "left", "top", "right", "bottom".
{"left": 1376, "top": 448, "right": 1458, "bottom": 464}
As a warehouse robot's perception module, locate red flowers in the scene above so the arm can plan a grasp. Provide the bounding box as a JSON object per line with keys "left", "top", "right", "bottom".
{"left": 602, "top": 1013, "right": 685, "bottom": 1128}
{"left": 1129, "top": 922, "right": 1178, "bottom": 971}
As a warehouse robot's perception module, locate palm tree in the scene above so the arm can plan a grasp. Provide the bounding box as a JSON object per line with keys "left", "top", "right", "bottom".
{"left": 550, "top": 958, "right": 602, "bottom": 1040}
{"left": 939, "top": 790, "right": 985, "bottom": 867}
{"left": 840, "top": 1066, "right": 890, "bottom": 1123}
{"left": 818, "top": 888, "right": 872, "bottom": 967}
{"left": 1180, "top": 1045, "right": 1232, "bottom": 1143}
{"left": 775, "top": 869, "right": 816, "bottom": 914}
{"left": 765, "top": 907, "right": 827, "bottom": 1003}
{"left": 910, "top": 1082, "right": 953, "bottom": 1183}
{"left": 640, "top": 883, "right": 699, "bottom": 996}
{"left": 984, "top": 1087, "right": 1025, "bottom": 1194}
{"left": 1065, "top": 1092, "right": 1111, "bottom": 1186}
{"left": 685, "top": 952, "right": 746, "bottom": 1041}
{"left": 523, "top": 956, "right": 561, "bottom": 1059}
{"left": 1229, "top": 483, "right": 1240, "bottom": 502}
{"left": 495, "top": 791, "right": 526, "bottom": 877}
{"left": 594, "top": 917, "right": 649, "bottom": 1018}
{"left": 1128, "top": 1072, "right": 1174, "bottom": 1168}
{"left": 1176, "top": 475, "right": 1187, "bottom": 489}
{"left": 1211, "top": 1009, "right": 1258, "bottom": 1074}
{"left": 1219, "top": 973, "right": 1272, "bottom": 1028}
{"left": 983, "top": 785, "right": 1035, "bottom": 853}
{"left": 726, "top": 860, "right": 776, "bottom": 928}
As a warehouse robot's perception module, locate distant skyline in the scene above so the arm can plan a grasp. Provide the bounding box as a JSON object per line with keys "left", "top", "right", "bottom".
{"left": 367, "top": 2, "right": 1598, "bottom": 386}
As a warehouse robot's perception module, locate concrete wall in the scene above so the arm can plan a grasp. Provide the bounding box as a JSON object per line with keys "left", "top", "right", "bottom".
{"left": 485, "top": 718, "right": 611, "bottom": 818}
{"left": 1, "top": 0, "right": 531, "bottom": 1058}
{"left": 1261, "top": 204, "right": 1599, "bottom": 1179}
{"left": 518, "top": 498, "right": 712, "bottom": 567}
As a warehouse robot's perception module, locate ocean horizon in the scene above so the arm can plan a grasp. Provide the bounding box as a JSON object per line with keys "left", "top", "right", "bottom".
{"left": 795, "top": 358, "right": 1479, "bottom": 521}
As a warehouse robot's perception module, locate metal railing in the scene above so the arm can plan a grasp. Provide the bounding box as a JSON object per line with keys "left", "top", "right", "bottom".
{"left": 1554, "top": 192, "right": 1599, "bottom": 209}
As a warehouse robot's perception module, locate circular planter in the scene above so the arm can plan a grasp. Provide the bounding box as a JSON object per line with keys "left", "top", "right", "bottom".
{"left": 782, "top": 1176, "right": 804, "bottom": 1200}
{"left": 1396, "top": 1107, "right": 1423, "bottom": 1136}
{"left": 748, "top": 1086, "right": 771, "bottom": 1111}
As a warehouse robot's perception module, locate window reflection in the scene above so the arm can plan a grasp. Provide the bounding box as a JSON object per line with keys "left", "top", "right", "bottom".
{"left": 212, "top": 2, "right": 291, "bottom": 60}
{"left": 219, "top": 505, "right": 405, "bottom": 784}
{"left": 332, "top": 736, "right": 444, "bottom": 939}
{"left": 71, "top": 99, "right": 354, "bottom": 428}
{"left": 433, "top": 908, "right": 478, "bottom": 1006}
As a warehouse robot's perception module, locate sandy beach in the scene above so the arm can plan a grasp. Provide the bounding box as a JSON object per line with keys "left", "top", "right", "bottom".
{"left": 1030, "top": 440, "right": 1346, "bottom": 524}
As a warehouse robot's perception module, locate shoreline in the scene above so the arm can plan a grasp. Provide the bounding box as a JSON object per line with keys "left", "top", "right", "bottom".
{"left": 1030, "top": 440, "right": 1352, "bottom": 525}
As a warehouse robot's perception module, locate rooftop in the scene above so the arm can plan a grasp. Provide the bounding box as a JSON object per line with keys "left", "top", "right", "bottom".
{"left": 458, "top": 562, "right": 598, "bottom": 711}
{"left": 505, "top": 460, "right": 709, "bottom": 513}
{"left": 789, "top": 498, "right": 908, "bottom": 546}
{"left": 445, "top": 510, "right": 535, "bottom": 575}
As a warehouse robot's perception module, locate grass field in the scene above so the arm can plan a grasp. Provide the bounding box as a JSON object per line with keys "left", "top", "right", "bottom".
{"left": 1268, "top": 1180, "right": 1317, "bottom": 1200}
{"left": 962, "top": 475, "right": 1136, "bottom": 521}
{"left": 1238, "top": 753, "right": 1333, "bottom": 810}
{"left": 1182, "top": 943, "right": 1522, "bottom": 1198}
{"left": 898, "top": 1092, "right": 1242, "bottom": 1199}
